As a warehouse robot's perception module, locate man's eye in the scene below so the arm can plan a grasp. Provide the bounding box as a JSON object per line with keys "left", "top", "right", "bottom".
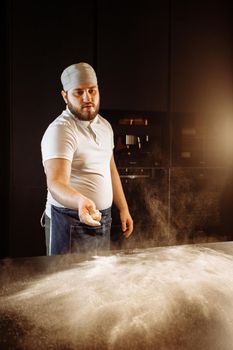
{"left": 89, "top": 89, "right": 96, "bottom": 94}
{"left": 74, "top": 91, "right": 83, "bottom": 96}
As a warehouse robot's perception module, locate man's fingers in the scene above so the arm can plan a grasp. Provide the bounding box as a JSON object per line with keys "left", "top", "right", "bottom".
{"left": 80, "top": 212, "right": 101, "bottom": 226}
{"left": 79, "top": 199, "right": 102, "bottom": 226}
{"left": 122, "top": 220, "right": 133, "bottom": 238}
{"left": 121, "top": 220, "right": 127, "bottom": 232}
{"left": 91, "top": 209, "right": 102, "bottom": 221}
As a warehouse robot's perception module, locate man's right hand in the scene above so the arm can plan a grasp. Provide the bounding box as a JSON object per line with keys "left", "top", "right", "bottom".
{"left": 78, "top": 195, "right": 102, "bottom": 226}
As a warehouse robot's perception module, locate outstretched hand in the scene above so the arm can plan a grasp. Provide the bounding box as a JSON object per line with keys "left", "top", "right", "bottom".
{"left": 78, "top": 196, "right": 102, "bottom": 226}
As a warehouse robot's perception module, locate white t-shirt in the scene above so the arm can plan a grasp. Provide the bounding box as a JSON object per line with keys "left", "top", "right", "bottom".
{"left": 41, "top": 107, "right": 114, "bottom": 217}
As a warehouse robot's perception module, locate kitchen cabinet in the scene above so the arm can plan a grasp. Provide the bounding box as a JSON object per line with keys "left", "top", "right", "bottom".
{"left": 171, "top": 112, "right": 229, "bottom": 167}
{"left": 111, "top": 167, "right": 169, "bottom": 250}
{"left": 170, "top": 0, "right": 232, "bottom": 244}
{"left": 103, "top": 110, "right": 170, "bottom": 248}
{"left": 170, "top": 167, "right": 230, "bottom": 242}
{"left": 106, "top": 108, "right": 232, "bottom": 248}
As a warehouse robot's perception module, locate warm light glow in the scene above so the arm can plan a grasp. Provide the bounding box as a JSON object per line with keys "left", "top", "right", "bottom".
{"left": 226, "top": 113, "right": 233, "bottom": 164}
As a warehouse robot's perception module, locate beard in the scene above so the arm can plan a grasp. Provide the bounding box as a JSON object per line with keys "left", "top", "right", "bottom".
{"left": 67, "top": 98, "right": 100, "bottom": 121}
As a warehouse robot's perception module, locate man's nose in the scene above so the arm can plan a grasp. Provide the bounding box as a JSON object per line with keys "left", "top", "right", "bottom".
{"left": 82, "top": 90, "right": 91, "bottom": 102}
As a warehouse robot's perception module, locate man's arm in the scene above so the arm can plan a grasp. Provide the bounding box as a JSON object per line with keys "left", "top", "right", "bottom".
{"left": 110, "top": 155, "right": 133, "bottom": 238}
{"left": 43, "top": 158, "right": 101, "bottom": 225}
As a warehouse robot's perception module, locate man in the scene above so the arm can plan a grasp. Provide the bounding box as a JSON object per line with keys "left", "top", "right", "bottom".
{"left": 41, "top": 62, "right": 133, "bottom": 255}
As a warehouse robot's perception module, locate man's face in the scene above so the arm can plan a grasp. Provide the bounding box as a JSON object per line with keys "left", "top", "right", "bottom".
{"left": 62, "top": 84, "right": 100, "bottom": 121}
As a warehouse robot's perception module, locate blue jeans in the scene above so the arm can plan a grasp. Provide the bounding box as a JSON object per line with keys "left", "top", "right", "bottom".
{"left": 46, "top": 205, "right": 112, "bottom": 256}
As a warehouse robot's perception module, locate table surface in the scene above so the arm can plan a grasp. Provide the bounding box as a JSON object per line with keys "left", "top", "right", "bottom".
{"left": 1, "top": 240, "right": 233, "bottom": 281}
{"left": 1, "top": 240, "right": 233, "bottom": 350}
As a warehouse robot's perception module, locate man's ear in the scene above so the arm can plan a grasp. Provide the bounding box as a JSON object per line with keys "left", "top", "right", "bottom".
{"left": 61, "top": 90, "right": 68, "bottom": 103}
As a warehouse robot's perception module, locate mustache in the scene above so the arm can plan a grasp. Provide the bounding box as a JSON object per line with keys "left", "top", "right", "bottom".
{"left": 82, "top": 103, "right": 95, "bottom": 108}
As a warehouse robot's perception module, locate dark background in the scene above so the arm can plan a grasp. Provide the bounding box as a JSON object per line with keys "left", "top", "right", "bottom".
{"left": 0, "top": 0, "right": 232, "bottom": 258}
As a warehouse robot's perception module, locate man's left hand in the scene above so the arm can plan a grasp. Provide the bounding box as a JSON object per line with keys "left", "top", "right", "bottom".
{"left": 120, "top": 210, "right": 134, "bottom": 238}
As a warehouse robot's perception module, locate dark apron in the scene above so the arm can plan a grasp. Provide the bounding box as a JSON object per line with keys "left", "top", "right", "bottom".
{"left": 50, "top": 205, "right": 112, "bottom": 255}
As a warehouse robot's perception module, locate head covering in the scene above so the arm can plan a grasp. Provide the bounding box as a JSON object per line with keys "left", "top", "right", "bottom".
{"left": 61, "top": 62, "right": 97, "bottom": 91}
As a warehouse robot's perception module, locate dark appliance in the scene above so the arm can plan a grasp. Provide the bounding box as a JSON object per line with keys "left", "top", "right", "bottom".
{"left": 111, "top": 167, "right": 169, "bottom": 250}
{"left": 101, "top": 110, "right": 170, "bottom": 249}
{"left": 102, "top": 110, "right": 170, "bottom": 168}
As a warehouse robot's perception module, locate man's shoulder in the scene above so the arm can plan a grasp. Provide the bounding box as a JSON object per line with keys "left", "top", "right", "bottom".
{"left": 49, "top": 110, "right": 76, "bottom": 129}
{"left": 42, "top": 110, "right": 77, "bottom": 142}
{"left": 97, "top": 114, "right": 113, "bottom": 130}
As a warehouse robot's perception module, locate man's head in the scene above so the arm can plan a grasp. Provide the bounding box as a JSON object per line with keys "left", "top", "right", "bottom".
{"left": 61, "top": 62, "right": 100, "bottom": 121}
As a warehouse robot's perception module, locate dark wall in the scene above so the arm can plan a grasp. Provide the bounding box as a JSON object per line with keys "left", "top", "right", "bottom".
{"left": 171, "top": 0, "right": 233, "bottom": 113}
{"left": 5, "top": 0, "right": 96, "bottom": 257}
{"left": 0, "top": 0, "right": 11, "bottom": 258}
{"left": 97, "top": 0, "right": 170, "bottom": 111}
{"left": 1, "top": 0, "right": 232, "bottom": 257}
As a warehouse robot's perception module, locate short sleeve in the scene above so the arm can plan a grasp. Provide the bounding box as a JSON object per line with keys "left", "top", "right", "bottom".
{"left": 41, "top": 122, "right": 77, "bottom": 164}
